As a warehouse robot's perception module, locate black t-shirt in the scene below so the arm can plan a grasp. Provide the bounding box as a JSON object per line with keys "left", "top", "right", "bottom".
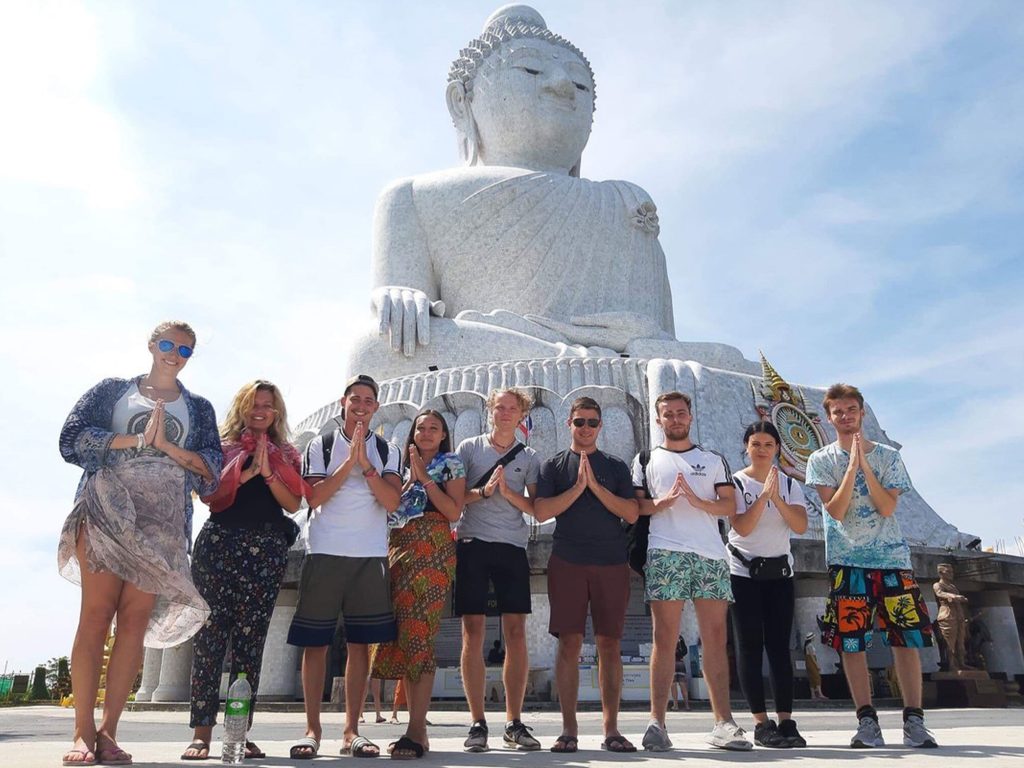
{"left": 537, "top": 449, "right": 634, "bottom": 566}
{"left": 211, "top": 455, "right": 292, "bottom": 537}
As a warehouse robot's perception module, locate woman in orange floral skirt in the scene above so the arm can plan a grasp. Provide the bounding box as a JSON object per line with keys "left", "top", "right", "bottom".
{"left": 371, "top": 410, "right": 465, "bottom": 759}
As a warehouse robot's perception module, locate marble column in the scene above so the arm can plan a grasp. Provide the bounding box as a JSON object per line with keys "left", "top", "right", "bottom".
{"left": 976, "top": 590, "right": 1024, "bottom": 676}
{"left": 152, "top": 639, "right": 193, "bottom": 702}
{"left": 257, "top": 591, "right": 301, "bottom": 700}
{"left": 525, "top": 591, "right": 556, "bottom": 668}
{"left": 134, "top": 647, "right": 163, "bottom": 702}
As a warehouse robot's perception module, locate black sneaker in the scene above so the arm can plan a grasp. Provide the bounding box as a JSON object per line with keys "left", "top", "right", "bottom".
{"left": 464, "top": 720, "right": 489, "bottom": 753}
{"left": 504, "top": 719, "right": 541, "bottom": 751}
{"left": 778, "top": 718, "right": 807, "bottom": 748}
{"left": 754, "top": 719, "right": 788, "bottom": 748}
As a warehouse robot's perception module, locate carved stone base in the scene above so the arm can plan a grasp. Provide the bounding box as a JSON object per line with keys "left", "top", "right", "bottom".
{"left": 932, "top": 673, "right": 1007, "bottom": 707}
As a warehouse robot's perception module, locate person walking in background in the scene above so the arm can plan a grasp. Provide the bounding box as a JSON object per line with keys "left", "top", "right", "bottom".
{"left": 58, "top": 321, "right": 221, "bottom": 766}
{"left": 535, "top": 397, "right": 639, "bottom": 754}
{"left": 728, "top": 422, "right": 808, "bottom": 748}
{"left": 806, "top": 383, "right": 937, "bottom": 749}
{"left": 286, "top": 374, "right": 402, "bottom": 759}
{"left": 455, "top": 388, "right": 541, "bottom": 752}
{"left": 803, "top": 634, "right": 828, "bottom": 700}
{"left": 669, "top": 637, "right": 691, "bottom": 711}
{"left": 182, "top": 380, "right": 306, "bottom": 760}
{"left": 371, "top": 410, "right": 466, "bottom": 759}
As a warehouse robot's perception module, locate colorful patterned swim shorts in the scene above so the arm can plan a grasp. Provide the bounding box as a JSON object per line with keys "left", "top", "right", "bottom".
{"left": 821, "top": 565, "right": 933, "bottom": 653}
{"left": 644, "top": 549, "right": 733, "bottom": 602}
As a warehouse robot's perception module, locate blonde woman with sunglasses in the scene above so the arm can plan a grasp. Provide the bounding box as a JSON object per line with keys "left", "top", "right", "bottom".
{"left": 58, "top": 321, "right": 222, "bottom": 766}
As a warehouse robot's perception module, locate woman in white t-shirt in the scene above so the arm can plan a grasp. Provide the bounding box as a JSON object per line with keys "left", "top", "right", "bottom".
{"left": 728, "top": 422, "right": 808, "bottom": 749}
{"left": 57, "top": 321, "right": 222, "bottom": 767}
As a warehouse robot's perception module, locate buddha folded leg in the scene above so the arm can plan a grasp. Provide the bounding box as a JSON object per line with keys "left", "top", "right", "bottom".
{"left": 347, "top": 315, "right": 591, "bottom": 380}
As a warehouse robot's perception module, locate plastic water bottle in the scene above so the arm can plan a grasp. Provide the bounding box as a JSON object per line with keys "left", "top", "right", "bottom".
{"left": 221, "top": 673, "right": 251, "bottom": 764}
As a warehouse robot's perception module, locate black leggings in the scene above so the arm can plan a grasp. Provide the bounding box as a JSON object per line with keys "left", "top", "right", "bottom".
{"left": 729, "top": 575, "right": 795, "bottom": 715}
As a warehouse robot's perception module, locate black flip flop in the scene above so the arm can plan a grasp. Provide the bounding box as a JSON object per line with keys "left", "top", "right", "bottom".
{"left": 550, "top": 735, "right": 578, "bottom": 753}
{"left": 602, "top": 735, "right": 638, "bottom": 753}
{"left": 181, "top": 740, "right": 210, "bottom": 761}
{"left": 388, "top": 736, "right": 425, "bottom": 760}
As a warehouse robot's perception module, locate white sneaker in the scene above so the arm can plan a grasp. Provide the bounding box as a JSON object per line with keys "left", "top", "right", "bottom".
{"left": 706, "top": 720, "right": 753, "bottom": 751}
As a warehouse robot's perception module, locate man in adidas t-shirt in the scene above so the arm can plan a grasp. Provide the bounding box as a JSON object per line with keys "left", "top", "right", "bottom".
{"left": 632, "top": 391, "right": 751, "bottom": 753}
{"left": 286, "top": 374, "right": 402, "bottom": 758}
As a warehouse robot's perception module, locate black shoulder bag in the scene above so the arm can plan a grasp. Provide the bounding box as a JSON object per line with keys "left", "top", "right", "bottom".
{"left": 727, "top": 543, "right": 792, "bottom": 580}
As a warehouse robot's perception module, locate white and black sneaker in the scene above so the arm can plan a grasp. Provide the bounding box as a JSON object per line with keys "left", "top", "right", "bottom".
{"left": 464, "top": 720, "right": 489, "bottom": 753}
{"left": 903, "top": 715, "right": 938, "bottom": 748}
{"left": 504, "top": 720, "right": 541, "bottom": 751}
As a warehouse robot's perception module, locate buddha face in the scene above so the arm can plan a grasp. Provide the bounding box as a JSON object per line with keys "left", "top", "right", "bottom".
{"left": 465, "top": 38, "right": 594, "bottom": 173}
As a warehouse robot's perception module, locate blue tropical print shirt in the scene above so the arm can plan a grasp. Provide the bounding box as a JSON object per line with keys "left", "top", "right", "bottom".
{"left": 59, "top": 375, "right": 222, "bottom": 552}
{"left": 805, "top": 441, "right": 913, "bottom": 570}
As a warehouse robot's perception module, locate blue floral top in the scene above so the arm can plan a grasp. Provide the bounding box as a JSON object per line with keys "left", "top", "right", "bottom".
{"left": 388, "top": 452, "right": 465, "bottom": 529}
{"left": 59, "top": 375, "right": 223, "bottom": 551}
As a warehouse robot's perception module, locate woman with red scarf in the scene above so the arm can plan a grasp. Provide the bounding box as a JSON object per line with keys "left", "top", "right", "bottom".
{"left": 182, "top": 381, "right": 308, "bottom": 760}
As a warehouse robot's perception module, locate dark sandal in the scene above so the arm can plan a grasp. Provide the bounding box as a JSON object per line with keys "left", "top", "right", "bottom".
{"left": 550, "top": 735, "right": 578, "bottom": 753}
{"left": 602, "top": 735, "right": 638, "bottom": 753}
{"left": 388, "top": 736, "right": 425, "bottom": 760}
{"left": 245, "top": 741, "right": 266, "bottom": 759}
{"left": 181, "top": 740, "right": 210, "bottom": 760}
{"left": 344, "top": 736, "right": 380, "bottom": 758}
{"left": 290, "top": 736, "right": 320, "bottom": 759}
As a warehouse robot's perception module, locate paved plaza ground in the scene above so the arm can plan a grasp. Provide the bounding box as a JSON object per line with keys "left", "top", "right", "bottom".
{"left": 2, "top": 705, "right": 1021, "bottom": 768}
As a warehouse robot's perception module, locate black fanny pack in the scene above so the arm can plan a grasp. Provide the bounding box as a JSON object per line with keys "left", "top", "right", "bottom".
{"left": 728, "top": 543, "right": 792, "bottom": 580}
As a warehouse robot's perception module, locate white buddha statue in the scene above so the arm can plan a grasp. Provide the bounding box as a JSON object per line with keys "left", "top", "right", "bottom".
{"left": 349, "top": 4, "right": 749, "bottom": 378}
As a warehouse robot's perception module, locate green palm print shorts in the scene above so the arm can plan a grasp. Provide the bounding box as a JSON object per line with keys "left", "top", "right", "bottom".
{"left": 644, "top": 548, "right": 733, "bottom": 602}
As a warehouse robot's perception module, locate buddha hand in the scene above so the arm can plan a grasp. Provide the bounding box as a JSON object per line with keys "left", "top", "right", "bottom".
{"left": 371, "top": 286, "right": 446, "bottom": 357}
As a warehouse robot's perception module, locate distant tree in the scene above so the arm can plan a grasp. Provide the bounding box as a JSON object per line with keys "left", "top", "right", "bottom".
{"left": 52, "top": 657, "right": 71, "bottom": 700}
{"left": 30, "top": 666, "right": 49, "bottom": 699}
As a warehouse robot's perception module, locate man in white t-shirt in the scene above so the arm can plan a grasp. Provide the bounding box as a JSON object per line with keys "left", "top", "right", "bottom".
{"left": 632, "top": 391, "right": 751, "bottom": 752}
{"left": 285, "top": 374, "right": 402, "bottom": 759}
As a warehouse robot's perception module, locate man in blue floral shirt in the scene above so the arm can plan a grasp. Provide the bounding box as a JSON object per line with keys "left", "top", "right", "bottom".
{"left": 806, "top": 383, "right": 937, "bottom": 750}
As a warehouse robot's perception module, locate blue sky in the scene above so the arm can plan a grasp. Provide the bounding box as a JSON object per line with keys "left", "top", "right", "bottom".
{"left": 1, "top": 0, "right": 1022, "bottom": 671}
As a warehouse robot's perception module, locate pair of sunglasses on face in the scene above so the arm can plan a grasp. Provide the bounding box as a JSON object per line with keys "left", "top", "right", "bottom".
{"left": 571, "top": 418, "right": 601, "bottom": 428}
{"left": 157, "top": 339, "right": 194, "bottom": 358}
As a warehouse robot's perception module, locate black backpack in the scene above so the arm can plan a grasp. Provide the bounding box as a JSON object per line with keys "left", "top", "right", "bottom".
{"left": 626, "top": 449, "right": 652, "bottom": 578}
{"left": 319, "top": 417, "right": 392, "bottom": 472}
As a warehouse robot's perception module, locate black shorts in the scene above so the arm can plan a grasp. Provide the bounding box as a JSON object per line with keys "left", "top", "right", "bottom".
{"left": 454, "top": 539, "right": 531, "bottom": 616}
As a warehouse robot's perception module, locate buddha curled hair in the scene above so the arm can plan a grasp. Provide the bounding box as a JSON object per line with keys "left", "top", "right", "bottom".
{"left": 448, "top": 4, "right": 597, "bottom": 108}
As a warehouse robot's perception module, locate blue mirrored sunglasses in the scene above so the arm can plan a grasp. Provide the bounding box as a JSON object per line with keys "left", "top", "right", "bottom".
{"left": 157, "top": 339, "right": 193, "bottom": 358}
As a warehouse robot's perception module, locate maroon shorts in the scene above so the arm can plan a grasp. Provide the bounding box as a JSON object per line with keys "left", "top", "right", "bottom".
{"left": 547, "top": 553, "right": 631, "bottom": 639}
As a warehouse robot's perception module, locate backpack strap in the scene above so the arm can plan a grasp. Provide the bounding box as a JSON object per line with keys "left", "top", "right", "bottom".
{"left": 320, "top": 417, "right": 341, "bottom": 470}
{"left": 638, "top": 449, "right": 652, "bottom": 499}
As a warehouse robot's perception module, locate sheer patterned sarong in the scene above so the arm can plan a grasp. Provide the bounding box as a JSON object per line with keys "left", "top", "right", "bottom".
{"left": 58, "top": 459, "right": 209, "bottom": 647}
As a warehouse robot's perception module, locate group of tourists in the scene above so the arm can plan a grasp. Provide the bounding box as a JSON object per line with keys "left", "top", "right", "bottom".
{"left": 57, "top": 321, "right": 939, "bottom": 765}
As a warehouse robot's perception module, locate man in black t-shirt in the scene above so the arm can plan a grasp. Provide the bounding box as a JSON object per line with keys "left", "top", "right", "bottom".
{"left": 535, "top": 397, "right": 640, "bottom": 753}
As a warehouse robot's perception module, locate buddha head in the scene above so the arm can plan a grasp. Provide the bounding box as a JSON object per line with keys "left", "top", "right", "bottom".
{"left": 447, "top": 5, "right": 596, "bottom": 176}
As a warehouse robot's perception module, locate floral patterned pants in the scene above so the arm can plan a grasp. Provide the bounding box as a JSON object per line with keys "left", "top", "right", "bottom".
{"left": 188, "top": 521, "right": 289, "bottom": 727}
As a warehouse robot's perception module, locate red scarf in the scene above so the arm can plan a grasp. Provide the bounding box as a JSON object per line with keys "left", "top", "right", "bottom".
{"left": 201, "top": 431, "right": 310, "bottom": 513}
